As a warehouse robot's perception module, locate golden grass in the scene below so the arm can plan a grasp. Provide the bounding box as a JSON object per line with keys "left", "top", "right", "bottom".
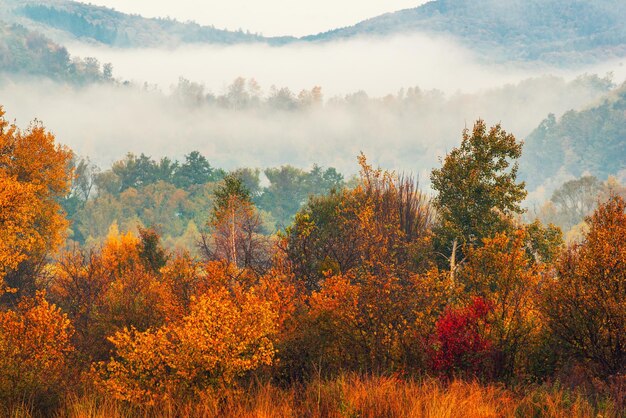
{"left": 5, "top": 375, "right": 621, "bottom": 418}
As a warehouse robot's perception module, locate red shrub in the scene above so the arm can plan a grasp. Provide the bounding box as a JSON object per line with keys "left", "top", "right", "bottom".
{"left": 431, "top": 297, "right": 493, "bottom": 378}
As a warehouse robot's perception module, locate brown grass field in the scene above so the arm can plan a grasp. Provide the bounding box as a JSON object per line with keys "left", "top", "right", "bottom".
{"left": 5, "top": 374, "right": 624, "bottom": 418}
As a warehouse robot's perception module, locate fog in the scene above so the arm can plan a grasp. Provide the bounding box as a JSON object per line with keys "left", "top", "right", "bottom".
{"left": 0, "top": 76, "right": 613, "bottom": 182}
{"left": 63, "top": 34, "right": 624, "bottom": 98}
{"left": 1, "top": 33, "right": 624, "bottom": 198}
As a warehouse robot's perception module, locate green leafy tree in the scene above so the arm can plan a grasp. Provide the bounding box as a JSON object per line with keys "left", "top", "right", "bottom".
{"left": 211, "top": 174, "right": 252, "bottom": 218}
{"left": 231, "top": 167, "right": 262, "bottom": 198}
{"left": 258, "top": 166, "right": 308, "bottom": 228}
{"left": 258, "top": 165, "right": 344, "bottom": 229}
{"left": 430, "top": 119, "right": 527, "bottom": 263}
{"left": 173, "top": 151, "right": 222, "bottom": 188}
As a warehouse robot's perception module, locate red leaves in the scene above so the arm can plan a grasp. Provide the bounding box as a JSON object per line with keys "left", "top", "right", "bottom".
{"left": 431, "top": 296, "right": 493, "bottom": 378}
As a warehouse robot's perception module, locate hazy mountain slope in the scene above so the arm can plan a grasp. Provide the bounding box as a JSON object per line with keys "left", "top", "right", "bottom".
{"left": 521, "top": 82, "right": 626, "bottom": 189}
{"left": 0, "top": 21, "right": 111, "bottom": 83}
{"left": 3, "top": 0, "right": 625, "bottom": 64}
{"left": 2, "top": 0, "right": 293, "bottom": 48}
{"left": 305, "top": 0, "right": 626, "bottom": 64}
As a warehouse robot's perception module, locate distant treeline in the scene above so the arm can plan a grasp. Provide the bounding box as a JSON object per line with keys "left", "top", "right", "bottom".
{"left": 17, "top": 3, "right": 279, "bottom": 48}
{"left": 63, "top": 151, "right": 344, "bottom": 247}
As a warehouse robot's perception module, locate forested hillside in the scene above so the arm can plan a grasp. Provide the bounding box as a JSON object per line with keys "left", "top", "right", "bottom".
{"left": 306, "top": 0, "right": 626, "bottom": 63}
{"left": 0, "top": 21, "right": 112, "bottom": 82}
{"left": 3, "top": 0, "right": 291, "bottom": 48}
{"left": 3, "top": 0, "right": 625, "bottom": 64}
{"left": 522, "top": 82, "right": 626, "bottom": 189}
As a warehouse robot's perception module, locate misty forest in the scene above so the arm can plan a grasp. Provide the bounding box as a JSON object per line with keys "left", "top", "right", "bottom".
{"left": 0, "top": 0, "right": 625, "bottom": 416}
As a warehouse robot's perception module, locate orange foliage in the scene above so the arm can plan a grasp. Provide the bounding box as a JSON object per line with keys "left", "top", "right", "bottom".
{"left": 285, "top": 154, "right": 433, "bottom": 292}
{"left": 542, "top": 195, "right": 626, "bottom": 377}
{"left": 50, "top": 230, "right": 178, "bottom": 362}
{"left": 96, "top": 283, "right": 278, "bottom": 404}
{"left": 159, "top": 250, "right": 204, "bottom": 318}
{"left": 0, "top": 107, "right": 72, "bottom": 294}
{"left": 458, "top": 230, "right": 543, "bottom": 379}
{"left": 281, "top": 156, "right": 441, "bottom": 376}
{"left": 0, "top": 293, "right": 74, "bottom": 406}
{"left": 0, "top": 176, "right": 38, "bottom": 280}
{"left": 302, "top": 269, "right": 449, "bottom": 374}
{"left": 99, "top": 230, "right": 176, "bottom": 330}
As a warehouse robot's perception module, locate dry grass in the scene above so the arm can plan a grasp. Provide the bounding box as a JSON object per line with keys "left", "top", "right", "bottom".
{"left": 5, "top": 375, "right": 621, "bottom": 418}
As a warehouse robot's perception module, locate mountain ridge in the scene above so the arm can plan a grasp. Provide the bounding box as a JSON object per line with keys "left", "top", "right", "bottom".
{"left": 1, "top": 0, "right": 624, "bottom": 65}
{"left": 303, "top": 0, "right": 626, "bottom": 64}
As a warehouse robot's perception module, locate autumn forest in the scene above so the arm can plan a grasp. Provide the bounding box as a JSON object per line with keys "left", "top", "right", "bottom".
{"left": 2, "top": 0, "right": 626, "bottom": 417}
{"left": 0, "top": 103, "right": 624, "bottom": 417}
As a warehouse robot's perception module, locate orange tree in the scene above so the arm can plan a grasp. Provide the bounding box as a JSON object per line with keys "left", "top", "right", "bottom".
{"left": 49, "top": 228, "right": 177, "bottom": 363}
{"left": 0, "top": 106, "right": 73, "bottom": 299}
{"left": 0, "top": 293, "right": 74, "bottom": 409}
{"left": 455, "top": 230, "right": 544, "bottom": 381}
{"left": 284, "top": 154, "right": 433, "bottom": 291}
{"left": 300, "top": 269, "right": 449, "bottom": 376}
{"left": 95, "top": 280, "right": 278, "bottom": 404}
{"left": 280, "top": 155, "right": 445, "bottom": 377}
{"left": 542, "top": 195, "right": 626, "bottom": 378}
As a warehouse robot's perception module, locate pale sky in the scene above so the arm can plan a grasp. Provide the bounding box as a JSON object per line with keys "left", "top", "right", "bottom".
{"left": 81, "top": 1, "right": 429, "bottom": 37}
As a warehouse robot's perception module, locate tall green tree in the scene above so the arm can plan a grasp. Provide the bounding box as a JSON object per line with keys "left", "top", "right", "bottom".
{"left": 430, "top": 119, "right": 526, "bottom": 261}
{"left": 211, "top": 174, "right": 252, "bottom": 220}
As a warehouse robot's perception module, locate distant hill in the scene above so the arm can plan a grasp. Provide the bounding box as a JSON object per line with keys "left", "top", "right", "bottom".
{"left": 2, "top": 0, "right": 293, "bottom": 48}
{"left": 2, "top": 0, "right": 625, "bottom": 64}
{"left": 521, "top": 82, "right": 626, "bottom": 189}
{"left": 0, "top": 21, "right": 112, "bottom": 83}
{"left": 304, "top": 0, "right": 626, "bottom": 64}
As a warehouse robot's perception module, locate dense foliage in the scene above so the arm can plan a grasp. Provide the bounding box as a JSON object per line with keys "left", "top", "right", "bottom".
{"left": 0, "top": 108, "right": 625, "bottom": 416}
{"left": 63, "top": 152, "right": 344, "bottom": 247}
